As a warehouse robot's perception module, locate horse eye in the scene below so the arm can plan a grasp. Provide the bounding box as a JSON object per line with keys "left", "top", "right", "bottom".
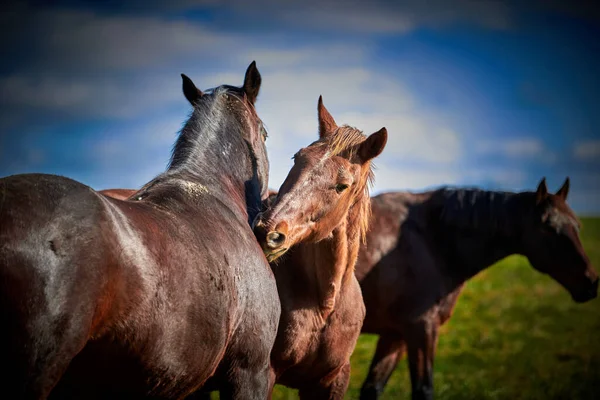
{"left": 335, "top": 183, "right": 349, "bottom": 193}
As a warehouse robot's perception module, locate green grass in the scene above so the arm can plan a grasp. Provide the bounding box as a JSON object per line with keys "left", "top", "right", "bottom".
{"left": 269, "top": 217, "right": 600, "bottom": 400}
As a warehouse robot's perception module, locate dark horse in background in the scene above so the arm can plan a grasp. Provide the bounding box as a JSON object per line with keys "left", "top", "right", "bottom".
{"left": 0, "top": 62, "right": 281, "bottom": 399}
{"left": 357, "top": 178, "right": 598, "bottom": 400}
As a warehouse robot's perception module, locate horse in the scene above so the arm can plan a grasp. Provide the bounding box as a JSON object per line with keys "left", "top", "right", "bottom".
{"left": 252, "top": 97, "right": 388, "bottom": 399}
{"left": 355, "top": 179, "right": 599, "bottom": 400}
{"left": 0, "top": 62, "right": 281, "bottom": 400}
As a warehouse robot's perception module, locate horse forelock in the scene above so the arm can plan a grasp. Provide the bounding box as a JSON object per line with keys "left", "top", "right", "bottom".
{"left": 328, "top": 125, "right": 366, "bottom": 158}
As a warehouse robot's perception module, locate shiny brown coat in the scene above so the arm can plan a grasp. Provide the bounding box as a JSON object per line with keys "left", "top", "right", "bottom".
{"left": 252, "top": 97, "right": 388, "bottom": 399}
{"left": 0, "top": 63, "right": 280, "bottom": 400}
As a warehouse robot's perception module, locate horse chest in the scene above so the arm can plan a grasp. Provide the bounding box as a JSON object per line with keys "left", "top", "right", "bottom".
{"left": 275, "top": 294, "right": 363, "bottom": 376}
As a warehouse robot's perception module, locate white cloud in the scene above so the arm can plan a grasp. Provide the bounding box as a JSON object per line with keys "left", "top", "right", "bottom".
{"left": 573, "top": 139, "right": 600, "bottom": 160}
{"left": 240, "top": 45, "right": 371, "bottom": 69}
{"left": 29, "top": 10, "right": 238, "bottom": 71}
{"left": 337, "top": 112, "right": 462, "bottom": 164}
{"left": 0, "top": 74, "right": 183, "bottom": 119}
{"left": 256, "top": 66, "right": 461, "bottom": 180}
{"left": 86, "top": 115, "right": 185, "bottom": 189}
{"left": 0, "top": 67, "right": 269, "bottom": 120}
{"left": 163, "top": 0, "right": 513, "bottom": 33}
{"left": 464, "top": 167, "right": 528, "bottom": 189}
{"left": 257, "top": 67, "right": 414, "bottom": 152}
{"left": 367, "top": 163, "right": 528, "bottom": 196}
{"left": 473, "top": 137, "right": 557, "bottom": 165}
{"left": 475, "top": 138, "right": 545, "bottom": 158}
{"left": 273, "top": 0, "right": 513, "bottom": 33}
{"left": 369, "top": 162, "right": 461, "bottom": 193}
{"left": 91, "top": 115, "right": 183, "bottom": 164}
{"left": 2, "top": 1, "right": 513, "bottom": 77}
{"left": 258, "top": 68, "right": 405, "bottom": 161}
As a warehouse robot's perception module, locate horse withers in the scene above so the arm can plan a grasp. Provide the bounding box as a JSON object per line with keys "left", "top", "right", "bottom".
{"left": 357, "top": 178, "right": 598, "bottom": 400}
{"left": 0, "top": 62, "right": 280, "bottom": 399}
{"left": 252, "top": 97, "right": 387, "bottom": 399}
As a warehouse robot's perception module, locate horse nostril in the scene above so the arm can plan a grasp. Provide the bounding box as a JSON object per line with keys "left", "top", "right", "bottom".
{"left": 266, "top": 231, "right": 286, "bottom": 249}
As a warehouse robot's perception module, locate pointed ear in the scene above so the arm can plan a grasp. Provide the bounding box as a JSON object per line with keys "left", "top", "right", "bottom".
{"left": 556, "top": 177, "right": 570, "bottom": 200}
{"left": 181, "top": 73, "right": 203, "bottom": 105}
{"left": 358, "top": 128, "right": 388, "bottom": 163}
{"left": 318, "top": 95, "right": 338, "bottom": 139}
{"left": 243, "top": 61, "right": 261, "bottom": 104}
{"left": 536, "top": 177, "right": 548, "bottom": 204}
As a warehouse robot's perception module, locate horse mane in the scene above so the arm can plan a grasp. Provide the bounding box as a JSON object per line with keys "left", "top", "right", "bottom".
{"left": 168, "top": 86, "right": 257, "bottom": 173}
{"left": 325, "top": 124, "right": 375, "bottom": 244}
{"left": 434, "top": 187, "right": 521, "bottom": 235}
{"left": 135, "top": 85, "right": 263, "bottom": 211}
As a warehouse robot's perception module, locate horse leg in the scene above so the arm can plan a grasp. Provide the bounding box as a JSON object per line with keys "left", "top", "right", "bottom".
{"left": 1, "top": 268, "right": 95, "bottom": 399}
{"left": 298, "top": 362, "right": 351, "bottom": 400}
{"left": 2, "top": 308, "right": 92, "bottom": 398}
{"left": 359, "top": 334, "right": 406, "bottom": 400}
{"left": 219, "top": 364, "right": 275, "bottom": 400}
{"left": 405, "top": 320, "right": 438, "bottom": 400}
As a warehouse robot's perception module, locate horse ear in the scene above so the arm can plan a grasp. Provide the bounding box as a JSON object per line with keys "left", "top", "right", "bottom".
{"left": 358, "top": 128, "right": 388, "bottom": 163}
{"left": 181, "top": 74, "right": 203, "bottom": 105}
{"left": 556, "top": 177, "right": 570, "bottom": 200}
{"left": 243, "top": 61, "right": 262, "bottom": 104}
{"left": 536, "top": 177, "right": 548, "bottom": 204}
{"left": 318, "top": 95, "right": 338, "bottom": 139}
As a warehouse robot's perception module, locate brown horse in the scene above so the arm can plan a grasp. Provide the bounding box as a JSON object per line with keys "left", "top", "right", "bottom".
{"left": 356, "top": 179, "right": 599, "bottom": 400}
{"left": 0, "top": 62, "right": 281, "bottom": 399}
{"left": 252, "top": 97, "right": 388, "bottom": 399}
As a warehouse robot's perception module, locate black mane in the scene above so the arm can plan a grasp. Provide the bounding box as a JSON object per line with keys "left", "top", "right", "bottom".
{"left": 168, "top": 85, "right": 249, "bottom": 175}
{"left": 433, "top": 187, "right": 525, "bottom": 235}
{"left": 135, "top": 84, "right": 265, "bottom": 222}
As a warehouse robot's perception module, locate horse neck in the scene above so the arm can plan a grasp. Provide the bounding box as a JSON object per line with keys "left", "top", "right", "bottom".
{"left": 432, "top": 192, "right": 525, "bottom": 284}
{"left": 301, "top": 200, "right": 363, "bottom": 318}
{"left": 451, "top": 232, "right": 520, "bottom": 283}
{"left": 171, "top": 157, "right": 255, "bottom": 216}
{"left": 148, "top": 116, "right": 262, "bottom": 222}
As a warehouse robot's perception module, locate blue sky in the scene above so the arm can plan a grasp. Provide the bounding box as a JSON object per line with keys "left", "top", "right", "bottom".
{"left": 1, "top": 1, "right": 599, "bottom": 214}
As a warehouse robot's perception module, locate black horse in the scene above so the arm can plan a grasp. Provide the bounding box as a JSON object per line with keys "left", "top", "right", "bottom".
{"left": 0, "top": 62, "right": 281, "bottom": 399}
{"left": 356, "top": 180, "right": 598, "bottom": 399}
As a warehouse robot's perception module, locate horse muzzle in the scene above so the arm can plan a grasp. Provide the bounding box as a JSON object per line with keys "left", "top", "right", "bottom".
{"left": 572, "top": 277, "right": 598, "bottom": 303}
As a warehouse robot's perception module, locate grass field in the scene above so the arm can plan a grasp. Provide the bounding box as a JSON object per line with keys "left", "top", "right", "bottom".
{"left": 269, "top": 217, "right": 600, "bottom": 400}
